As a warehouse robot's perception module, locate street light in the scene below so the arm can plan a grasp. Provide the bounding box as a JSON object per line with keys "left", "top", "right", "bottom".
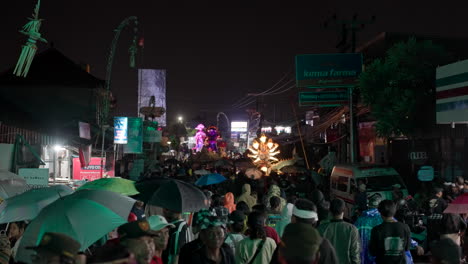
{"left": 178, "top": 116, "right": 183, "bottom": 123}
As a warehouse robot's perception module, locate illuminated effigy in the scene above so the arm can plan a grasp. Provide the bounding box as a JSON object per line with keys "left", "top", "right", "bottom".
{"left": 206, "top": 126, "right": 219, "bottom": 152}
{"left": 194, "top": 124, "right": 206, "bottom": 152}
{"left": 247, "top": 134, "right": 280, "bottom": 175}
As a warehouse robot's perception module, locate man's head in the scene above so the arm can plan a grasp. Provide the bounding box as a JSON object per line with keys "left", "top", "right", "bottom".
{"left": 162, "top": 208, "right": 182, "bottom": 222}
{"left": 291, "top": 199, "right": 318, "bottom": 227}
{"left": 198, "top": 215, "right": 226, "bottom": 249}
{"left": 27, "top": 232, "right": 80, "bottom": 264}
{"left": 147, "top": 215, "right": 175, "bottom": 251}
{"left": 378, "top": 200, "right": 397, "bottom": 218}
{"left": 433, "top": 187, "right": 444, "bottom": 198}
{"left": 279, "top": 223, "right": 322, "bottom": 264}
{"left": 330, "top": 199, "right": 346, "bottom": 219}
{"left": 235, "top": 201, "right": 250, "bottom": 215}
{"left": 228, "top": 210, "right": 245, "bottom": 234}
{"left": 368, "top": 193, "right": 382, "bottom": 209}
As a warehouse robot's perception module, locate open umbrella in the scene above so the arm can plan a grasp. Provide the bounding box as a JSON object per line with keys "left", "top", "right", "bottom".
{"left": 0, "top": 170, "right": 29, "bottom": 199}
{"left": 16, "top": 189, "right": 135, "bottom": 263}
{"left": 245, "top": 167, "right": 263, "bottom": 180}
{"left": 0, "top": 185, "right": 73, "bottom": 224}
{"left": 212, "top": 159, "right": 233, "bottom": 168}
{"left": 134, "top": 177, "right": 172, "bottom": 203}
{"left": 280, "top": 165, "right": 308, "bottom": 174}
{"left": 195, "top": 173, "right": 226, "bottom": 186}
{"left": 194, "top": 169, "right": 210, "bottom": 175}
{"left": 444, "top": 193, "right": 468, "bottom": 214}
{"left": 77, "top": 177, "right": 139, "bottom": 196}
{"left": 148, "top": 180, "right": 207, "bottom": 212}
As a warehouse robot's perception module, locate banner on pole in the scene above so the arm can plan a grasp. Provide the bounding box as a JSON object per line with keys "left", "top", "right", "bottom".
{"left": 114, "top": 117, "right": 128, "bottom": 144}
{"left": 123, "top": 117, "right": 143, "bottom": 154}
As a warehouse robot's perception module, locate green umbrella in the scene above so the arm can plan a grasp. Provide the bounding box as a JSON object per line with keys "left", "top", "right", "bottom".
{"left": 16, "top": 189, "right": 135, "bottom": 263}
{"left": 0, "top": 185, "right": 73, "bottom": 224}
{"left": 78, "top": 177, "right": 139, "bottom": 196}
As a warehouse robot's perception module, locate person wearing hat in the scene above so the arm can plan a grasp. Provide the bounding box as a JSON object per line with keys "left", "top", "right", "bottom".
{"left": 179, "top": 209, "right": 216, "bottom": 264}
{"left": 277, "top": 223, "right": 322, "bottom": 264}
{"left": 271, "top": 199, "right": 337, "bottom": 264}
{"left": 189, "top": 215, "right": 235, "bottom": 264}
{"left": 118, "top": 216, "right": 175, "bottom": 264}
{"left": 318, "top": 199, "right": 360, "bottom": 264}
{"left": 27, "top": 232, "right": 81, "bottom": 264}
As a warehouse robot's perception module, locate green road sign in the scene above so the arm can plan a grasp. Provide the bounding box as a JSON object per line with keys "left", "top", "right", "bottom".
{"left": 299, "top": 91, "right": 349, "bottom": 107}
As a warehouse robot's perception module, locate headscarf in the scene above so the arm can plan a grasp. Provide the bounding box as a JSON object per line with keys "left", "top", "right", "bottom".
{"left": 236, "top": 184, "right": 256, "bottom": 210}
{"left": 275, "top": 203, "right": 294, "bottom": 237}
{"left": 224, "top": 192, "right": 236, "bottom": 213}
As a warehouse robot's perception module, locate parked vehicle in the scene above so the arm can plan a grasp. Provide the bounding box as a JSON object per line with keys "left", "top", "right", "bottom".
{"left": 330, "top": 164, "right": 408, "bottom": 218}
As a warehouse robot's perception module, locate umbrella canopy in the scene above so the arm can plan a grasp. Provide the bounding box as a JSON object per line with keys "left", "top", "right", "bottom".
{"left": 444, "top": 193, "right": 468, "bottom": 214}
{"left": 280, "top": 165, "right": 308, "bottom": 174}
{"left": 0, "top": 185, "right": 73, "bottom": 224}
{"left": 0, "top": 170, "right": 29, "bottom": 199}
{"left": 245, "top": 167, "right": 263, "bottom": 180}
{"left": 149, "top": 180, "right": 207, "bottom": 212}
{"left": 77, "top": 177, "right": 139, "bottom": 196}
{"left": 134, "top": 177, "right": 172, "bottom": 202}
{"left": 16, "top": 189, "right": 135, "bottom": 263}
{"left": 195, "top": 173, "right": 226, "bottom": 186}
{"left": 212, "top": 159, "right": 233, "bottom": 168}
{"left": 194, "top": 169, "right": 210, "bottom": 175}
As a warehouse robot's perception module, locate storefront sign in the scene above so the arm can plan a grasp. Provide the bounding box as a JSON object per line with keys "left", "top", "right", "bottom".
{"left": 18, "top": 168, "right": 49, "bottom": 188}
{"left": 296, "top": 53, "right": 362, "bottom": 88}
{"left": 72, "top": 157, "right": 114, "bottom": 181}
{"left": 114, "top": 117, "right": 128, "bottom": 144}
{"left": 436, "top": 59, "right": 468, "bottom": 124}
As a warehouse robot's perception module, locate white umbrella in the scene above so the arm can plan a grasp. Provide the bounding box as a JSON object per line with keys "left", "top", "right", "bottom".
{"left": 194, "top": 169, "right": 210, "bottom": 175}
{"left": 0, "top": 170, "right": 29, "bottom": 199}
{"left": 16, "top": 189, "right": 135, "bottom": 263}
{"left": 0, "top": 185, "right": 74, "bottom": 224}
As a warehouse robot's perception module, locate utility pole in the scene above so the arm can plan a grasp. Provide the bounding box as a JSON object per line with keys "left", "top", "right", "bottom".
{"left": 324, "top": 13, "right": 375, "bottom": 163}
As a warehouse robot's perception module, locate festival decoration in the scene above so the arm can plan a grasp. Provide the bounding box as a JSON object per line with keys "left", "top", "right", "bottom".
{"left": 194, "top": 124, "right": 206, "bottom": 152}
{"left": 13, "top": 0, "right": 47, "bottom": 77}
{"left": 247, "top": 134, "right": 280, "bottom": 175}
{"left": 206, "top": 126, "right": 219, "bottom": 152}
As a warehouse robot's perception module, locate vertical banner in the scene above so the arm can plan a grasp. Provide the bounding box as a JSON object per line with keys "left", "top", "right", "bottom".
{"left": 123, "top": 117, "right": 143, "bottom": 154}
{"left": 138, "top": 69, "right": 167, "bottom": 126}
{"left": 79, "top": 122, "right": 91, "bottom": 140}
{"left": 114, "top": 117, "right": 128, "bottom": 144}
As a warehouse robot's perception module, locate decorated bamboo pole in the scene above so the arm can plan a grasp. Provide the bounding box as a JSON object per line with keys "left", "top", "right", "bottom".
{"left": 13, "top": 0, "right": 47, "bottom": 77}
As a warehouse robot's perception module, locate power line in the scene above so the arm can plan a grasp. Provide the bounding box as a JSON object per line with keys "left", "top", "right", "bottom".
{"left": 231, "top": 70, "right": 293, "bottom": 107}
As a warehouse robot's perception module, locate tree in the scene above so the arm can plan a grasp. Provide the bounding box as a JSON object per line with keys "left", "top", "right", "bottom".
{"left": 359, "top": 38, "right": 450, "bottom": 138}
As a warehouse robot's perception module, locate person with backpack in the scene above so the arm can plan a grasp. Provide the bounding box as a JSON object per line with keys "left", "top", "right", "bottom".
{"left": 236, "top": 211, "right": 277, "bottom": 264}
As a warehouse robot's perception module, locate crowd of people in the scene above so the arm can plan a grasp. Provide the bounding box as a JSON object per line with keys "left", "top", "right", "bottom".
{"left": 1, "top": 165, "right": 468, "bottom": 264}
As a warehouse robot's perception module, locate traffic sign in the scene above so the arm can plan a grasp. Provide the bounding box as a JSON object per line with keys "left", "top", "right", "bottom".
{"left": 299, "top": 91, "right": 349, "bottom": 107}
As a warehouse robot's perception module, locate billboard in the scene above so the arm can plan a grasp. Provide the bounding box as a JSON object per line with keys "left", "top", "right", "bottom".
{"left": 114, "top": 117, "right": 128, "bottom": 144}
{"left": 436, "top": 59, "right": 468, "bottom": 124}
{"left": 18, "top": 168, "right": 49, "bottom": 189}
{"left": 72, "top": 157, "right": 115, "bottom": 181}
{"left": 295, "top": 53, "right": 362, "bottom": 88}
{"left": 231, "top": 121, "right": 248, "bottom": 132}
{"left": 138, "top": 69, "right": 167, "bottom": 126}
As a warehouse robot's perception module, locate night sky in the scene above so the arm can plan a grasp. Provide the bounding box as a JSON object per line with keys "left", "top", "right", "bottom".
{"left": 1, "top": 0, "right": 467, "bottom": 126}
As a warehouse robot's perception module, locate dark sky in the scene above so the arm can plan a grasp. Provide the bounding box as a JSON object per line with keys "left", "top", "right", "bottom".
{"left": 1, "top": 0, "right": 468, "bottom": 126}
